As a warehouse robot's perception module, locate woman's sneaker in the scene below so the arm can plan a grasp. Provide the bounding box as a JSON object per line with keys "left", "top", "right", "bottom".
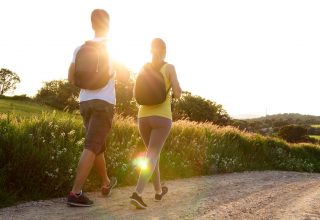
{"left": 101, "top": 177, "right": 117, "bottom": 196}
{"left": 130, "top": 192, "right": 147, "bottom": 209}
{"left": 67, "top": 192, "right": 93, "bottom": 207}
{"left": 155, "top": 186, "right": 168, "bottom": 202}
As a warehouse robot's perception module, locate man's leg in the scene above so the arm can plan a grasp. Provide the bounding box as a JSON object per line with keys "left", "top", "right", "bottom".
{"left": 71, "top": 149, "right": 96, "bottom": 193}
{"left": 94, "top": 153, "right": 110, "bottom": 187}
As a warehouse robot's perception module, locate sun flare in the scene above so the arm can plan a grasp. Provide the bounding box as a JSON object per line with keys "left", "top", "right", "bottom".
{"left": 108, "top": 37, "right": 150, "bottom": 74}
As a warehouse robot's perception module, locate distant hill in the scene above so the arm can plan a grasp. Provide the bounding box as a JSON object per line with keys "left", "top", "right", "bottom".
{"left": 232, "top": 114, "right": 264, "bottom": 119}
{"left": 232, "top": 113, "right": 320, "bottom": 137}
{"left": 245, "top": 113, "right": 320, "bottom": 125}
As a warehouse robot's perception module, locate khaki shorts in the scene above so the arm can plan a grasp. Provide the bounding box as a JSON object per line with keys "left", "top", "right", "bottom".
{"left": 80, "top": 99, "right": 114, "bottom": 155}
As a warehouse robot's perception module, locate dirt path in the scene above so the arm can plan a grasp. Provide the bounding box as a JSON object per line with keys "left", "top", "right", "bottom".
{"left": 1, "top": 171, "right": 320, "bottom": 220}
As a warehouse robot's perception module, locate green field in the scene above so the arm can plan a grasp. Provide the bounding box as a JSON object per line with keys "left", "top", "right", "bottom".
{"left": 311, "top": 124, "right": 320, "bottom": 128}
{"left": 310, "top": 135, "right": 320, "bottom": 140}
{"left": 0, "top": 99, "right": 54, "bottom": 116}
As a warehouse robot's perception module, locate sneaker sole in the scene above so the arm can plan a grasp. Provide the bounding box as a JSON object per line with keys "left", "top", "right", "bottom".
{"left": 67, "top": 202, "right": 92, "bottom": 207}
{"left": 102, "top": 179, "right": 118, "bottom": 196}
{"left": 130, "top": 199, "right": 147, "bottom": 209}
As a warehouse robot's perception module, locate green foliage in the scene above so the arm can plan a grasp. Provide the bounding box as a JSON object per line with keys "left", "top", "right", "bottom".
{"left": 114, "top": 63, "right": 138, "bottom": 117}
{"left": 278, "top": 125, "right": 308, "bottom": 143}
{"left": 172, "top": 92, "right": 230, "bottom": 125}
{"left": 0, "top": 68, "right": 21, "bottom": 95}
{"left": 1, "top": 112, "right": 320, "bottom": 207}
{"left": 35, "top": 80, "right": 80, "bottom": 111}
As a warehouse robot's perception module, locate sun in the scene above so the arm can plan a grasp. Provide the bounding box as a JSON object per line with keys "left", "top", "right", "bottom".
{"left": 108, "top": 37, "right": 150, "bottom": 74}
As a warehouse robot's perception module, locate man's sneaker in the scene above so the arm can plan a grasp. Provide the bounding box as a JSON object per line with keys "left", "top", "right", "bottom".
{"left": 67, "top": 192, "right": 93, "bottom": 207}
{"left": 155, "top": 186, "right": 168, "bottom": 201}
{"left": 130, "top": 192, "right": 147, "bottom": 209}
{"left": 101, "top": 177, "right": 117, "bottom": 196}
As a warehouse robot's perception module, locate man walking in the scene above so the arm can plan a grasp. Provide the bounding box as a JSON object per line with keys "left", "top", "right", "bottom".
{"left": 67, "top": 9, "right": 117, "bottom": 207}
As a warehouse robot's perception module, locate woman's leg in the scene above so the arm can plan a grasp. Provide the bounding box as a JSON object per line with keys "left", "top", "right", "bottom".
{"left": 135, "top": 117, "right": 172, "bottom": 195}
{"left": 138, "top": 117, "right": 151, "bottom": 149}
{"left": 152, "top": 159, "right": 161, "bottom": 194}
{"left": 139, "top": 117, "right": 161, "bottom": 194}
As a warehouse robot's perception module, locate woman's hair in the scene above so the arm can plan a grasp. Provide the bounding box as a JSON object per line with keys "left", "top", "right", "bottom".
{"left": 91, "top": 9, "right": 110, "bottom": 32}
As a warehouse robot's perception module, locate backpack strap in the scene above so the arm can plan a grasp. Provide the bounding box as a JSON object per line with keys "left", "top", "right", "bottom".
{"left": 160, "top": 63, "right": 171, "bottom": 95}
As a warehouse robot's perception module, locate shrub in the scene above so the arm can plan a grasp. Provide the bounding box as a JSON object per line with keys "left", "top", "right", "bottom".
{"left": 0, "top": 112, "right": 320, "bottom": 207}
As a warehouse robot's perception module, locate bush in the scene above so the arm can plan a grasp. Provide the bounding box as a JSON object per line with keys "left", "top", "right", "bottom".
{"left": 278, "top": 124, "right": 309, "bottom": 143}
{"left": 1, "top": 112, "right": 320, "bottom": 207}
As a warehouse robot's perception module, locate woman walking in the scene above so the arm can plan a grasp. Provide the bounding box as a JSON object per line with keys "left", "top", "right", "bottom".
{"left": 130, "top": 38, "right": 182, "bottom": 209}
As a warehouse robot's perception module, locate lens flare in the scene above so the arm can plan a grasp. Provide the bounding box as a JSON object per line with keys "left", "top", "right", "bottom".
{"left": 133, "top": 153, "right": 149, "bottom": 171}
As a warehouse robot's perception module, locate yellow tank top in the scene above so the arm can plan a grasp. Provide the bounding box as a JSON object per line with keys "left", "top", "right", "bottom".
{"left": 138, "top": 64, "right": 172, "bottom": 120}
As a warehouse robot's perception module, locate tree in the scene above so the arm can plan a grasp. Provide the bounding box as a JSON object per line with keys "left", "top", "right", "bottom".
{"left": 0, "top": 68, "right": 21, "bottom": 95}
{"left": 172, "top": 92, "right": 231, "bottom": 125}
{"left": 278, "top": 125, "right": 308, "bottom": 143}
{"left": 35, "top": 80, "right": 80, "bottom": 111}
{"left": 114, "top": 62, "right": 138, "bottom": 117}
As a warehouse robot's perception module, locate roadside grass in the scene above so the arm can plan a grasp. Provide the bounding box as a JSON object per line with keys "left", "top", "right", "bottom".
{"left": 1, "top": 111, "right": 320, "bottom": 208}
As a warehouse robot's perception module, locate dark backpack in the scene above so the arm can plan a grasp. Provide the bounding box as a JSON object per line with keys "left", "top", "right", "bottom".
{"left": 134, "top": 63, "right": 170, "bottom": 105}
{"left": 74, "top": 41, "right": 110, "bottom": 90}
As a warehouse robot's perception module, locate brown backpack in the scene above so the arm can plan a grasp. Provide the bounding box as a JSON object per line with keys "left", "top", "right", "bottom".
{"left": 134, "top": 63, "right": 170, "bottom": 105}
{"left": 74, "top": 41, "right": 110, "bottom": 90}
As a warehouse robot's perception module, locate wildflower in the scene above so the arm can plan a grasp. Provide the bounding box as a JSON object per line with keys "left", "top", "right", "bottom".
{"left": 60, "top": 132, "right": 65, "bottom": 138}
{"left": 55, "top": 168, "right": 59, "bottom": 173}
{"left": 76, "top": 138, "right": 84, "bottom": 147}
{"left": 68, "top": 130, "right": 75, "bottom": 136}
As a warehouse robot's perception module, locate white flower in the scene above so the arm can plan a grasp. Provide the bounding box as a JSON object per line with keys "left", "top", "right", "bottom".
{"left": 68, "top": 130, "right": 75, "bottom": 136}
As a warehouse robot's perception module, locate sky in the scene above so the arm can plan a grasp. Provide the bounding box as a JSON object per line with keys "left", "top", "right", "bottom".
{"left": 0, "top": 0, "right": 319, "bottom": 118}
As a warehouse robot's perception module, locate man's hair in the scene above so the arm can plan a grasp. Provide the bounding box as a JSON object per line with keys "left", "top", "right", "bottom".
{"left": 91, "top": 9, "right": 109, "bottom": 32}
{"left": 151, "top": 38, "right": 166, "bottom": 50}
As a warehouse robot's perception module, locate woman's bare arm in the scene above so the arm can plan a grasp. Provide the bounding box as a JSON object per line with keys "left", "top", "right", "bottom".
{"left": 167, "top": 64, "right": 182, "bottom": 99}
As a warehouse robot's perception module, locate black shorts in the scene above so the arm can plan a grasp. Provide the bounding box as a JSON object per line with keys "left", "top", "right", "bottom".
{"left": 80, "top": 99, "right": 114, "bottom": 155}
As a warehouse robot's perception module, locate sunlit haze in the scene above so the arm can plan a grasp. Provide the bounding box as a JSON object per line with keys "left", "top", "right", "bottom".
{"left": 0, "top": 0, "right": 319, "bottom": 118}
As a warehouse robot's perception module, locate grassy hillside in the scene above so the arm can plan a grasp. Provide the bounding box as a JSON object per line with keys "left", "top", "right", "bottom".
{"left": 0, "top": 99, "right": 54, "bottom": 116}
{"left": 1, "top": 100, "right": 320, "bottom": 208}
